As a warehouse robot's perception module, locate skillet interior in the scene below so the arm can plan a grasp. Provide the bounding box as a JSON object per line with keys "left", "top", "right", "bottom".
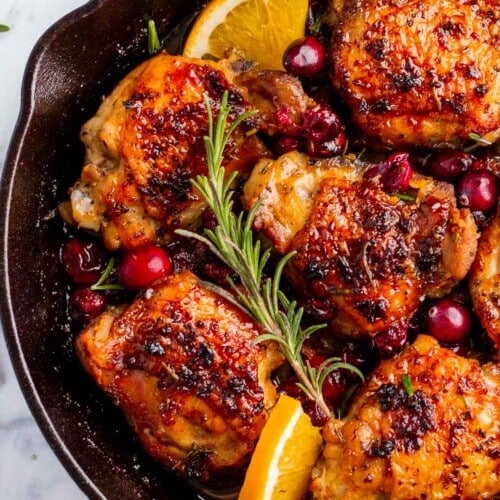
{"left": 0, "top": 0, "right": 205, "bottom": 497}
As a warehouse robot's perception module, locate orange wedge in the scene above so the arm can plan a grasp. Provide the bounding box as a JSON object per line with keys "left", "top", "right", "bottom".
{"left": 238, "top": 394, "right": 323, "bottom": 500}
{"left": 183, "top": 0, "right": 308, "bottom": 70}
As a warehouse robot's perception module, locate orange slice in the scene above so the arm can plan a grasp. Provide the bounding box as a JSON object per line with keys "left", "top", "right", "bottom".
{"left": 183, "top": 0, "right": 308, "bottom": 70}
{"left": 239, "top": 394, "right": 323, "bottom": 499}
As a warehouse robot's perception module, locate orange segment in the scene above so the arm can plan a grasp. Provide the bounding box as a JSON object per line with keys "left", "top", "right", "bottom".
{"left": 183, "top": 0, "right": 308, "bottom": 70}
{"left": 239, "top": 394, "right": 323, "bottom": 500}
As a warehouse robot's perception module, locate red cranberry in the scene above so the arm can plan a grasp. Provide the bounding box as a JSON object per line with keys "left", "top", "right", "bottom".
{"left": 427, "top": 298, "right": 472, "bottom": 344}
{"left": 62, "top": 239, "right": 105, "bottom": 285}
{"left": 457, "top": 169, "right": 498, "bottom": 213}
{"left": 302, "top": 400, "right": 329, "bottom": 427}
{"left": 426, "top": 150, "right": 472, "bottom": 181}
{"left": 302, "top": 298, "right": 335, "bottom": 322}
{"left": 371, "top": 321, "right": 408, "bottom": 357}
{"left": 272, "top": 135, "right": 302, "bottom": 155}
{"left": 309, "top": 355, "right": 350, "bottom": 405}
{"left": 70, "top": 288, "right": 106, "bottom": 321}
{"left": 118, "top": 245, "right": 172, "bottom": 290}
{"left": 283, "top": 36, "right": 325, "bottom": 77}
{"left": 365, "top": 152, "right": 413, "bottom": 193}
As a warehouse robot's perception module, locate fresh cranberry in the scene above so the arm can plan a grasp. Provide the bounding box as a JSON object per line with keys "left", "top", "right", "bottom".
{"left": 365, "top": 152, "right": 413, "bottom": 193}
{"left": 427, "top": 298, "right": 472, "bottom": 344}
{"left": 457, "top": 169, "right": 498, "bottom": 213}
{"left": 283, "top": 36, "right": 325, "bottom": 77}
{"left": 426, "top": 150, "right": 472, "bottom": 181}
{"left": 61, "top": 239, "right": 105, "bottom": 285}
{"left": 118, "top": 245, "right": 172, "bottom": 290}
{"left": 371, "top": 321, "right": 408, "bottom": 357}
{"left": 70, "top": 288, "right": 106, "bottom": 321}
{"left": 272, "top": 135, "right": 302, "bottom": 155}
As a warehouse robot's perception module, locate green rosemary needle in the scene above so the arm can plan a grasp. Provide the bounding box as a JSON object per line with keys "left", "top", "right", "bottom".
{"left": 147, "top": 18, "right": 161, "bottom": 55}
{"left": 177, "top": 91, "right": 363, "bottom": 418}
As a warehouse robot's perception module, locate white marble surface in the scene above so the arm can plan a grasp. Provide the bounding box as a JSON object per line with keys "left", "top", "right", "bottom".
{"left": 0, "top": 1, "right": 88, "bottom": 498}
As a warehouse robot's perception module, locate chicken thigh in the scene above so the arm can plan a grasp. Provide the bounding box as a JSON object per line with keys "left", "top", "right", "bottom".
{"left": 243, "top": 151, "right": 478, "bottom": 337}
{"left": 66, "top": 53, "right": 273, "bottom": 250}
{"left": 329, "top": 0, "right": 500, "bottom": 148}
{"left": 75, "top": 270, "right": 282, "bottom": 485}
{"left": 310, "top": 335, "right": 500, "bottom": 499}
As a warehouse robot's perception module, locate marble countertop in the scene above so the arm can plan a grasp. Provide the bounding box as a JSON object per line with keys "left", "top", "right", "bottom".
{"left": 0, "top": 1, "right": 87, "bottom": 498}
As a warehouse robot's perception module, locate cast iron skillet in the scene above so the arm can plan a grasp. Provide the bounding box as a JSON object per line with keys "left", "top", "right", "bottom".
{"left": 0, "top": 0, "right": 207, "bottom": 498}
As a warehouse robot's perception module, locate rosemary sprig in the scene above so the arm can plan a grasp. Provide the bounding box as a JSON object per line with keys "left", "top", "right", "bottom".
{"left": 177, "top": 91, "right": 363, "bottom": 418}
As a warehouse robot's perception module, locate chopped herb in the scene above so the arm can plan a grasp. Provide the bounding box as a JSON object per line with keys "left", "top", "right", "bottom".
{"left": 395, "top": 192, "right": 416, "bottom": 202}
{"left": 0, "top": 24, "right": 10, "bottom": 32}
{"left": 401, "top": 374, "right": 414, "bottom": 397}
{"left": 177, "top": 91, "right": 364, "bottom": 418}
{"left": 147, "top": 18, "right": 161, "bottom": 55}
{"left": 90, "top": 257, "right": 123, "bottom": 291}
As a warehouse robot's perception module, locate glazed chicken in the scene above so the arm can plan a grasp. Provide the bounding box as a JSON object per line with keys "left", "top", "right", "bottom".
{"left": 329, "top": 0, "right": 500, "bottom": 148}
{"left": 75, "top": 270, "right": 283, "bottom": 485}
{"left": 243, "top": 151, "right": 478, "bottom": 337}
{"left": 470, "top": 204, "right": 500, "bottom": 350}
{"left": 64, "top": 52, "right": 315, "bottom": 251}
{"left": 309, "top": 335, "right": 500, "bottom": 499}
{"left": 66, "top": 53, "right": 268, "bottom": 250}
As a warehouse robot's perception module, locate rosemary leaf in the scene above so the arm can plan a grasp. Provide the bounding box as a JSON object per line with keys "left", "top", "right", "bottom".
{"left": 0, "top": 24, "right": 10, "bottom": 32}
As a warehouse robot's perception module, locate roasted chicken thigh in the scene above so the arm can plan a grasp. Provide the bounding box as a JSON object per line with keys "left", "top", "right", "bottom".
{"left": 66, "top": 53, "right": 273, "bottom": 250}
{"left": 243, "top": 151, "right": 478, "bottom": 337}
{"left": 329, "top": 0, "right": 500, "bottom": 148}
{"left": 75, "top": 270, "right": 282, "bottom": 484}
{"left": 310, "top": 335, "right": 500, "bottom": 499}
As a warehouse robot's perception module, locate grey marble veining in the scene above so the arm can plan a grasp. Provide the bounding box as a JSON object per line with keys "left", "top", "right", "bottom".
{"left": 0, "top": 1, "right": 88, "bottom": 498}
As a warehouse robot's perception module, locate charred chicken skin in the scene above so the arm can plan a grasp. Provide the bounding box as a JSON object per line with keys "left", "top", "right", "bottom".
{"left": 75, "top": 270, "right": 282, "bottom": 484}
{"left": 243, "top": 151, "right": 478, "bottom": 337}
{"left": 310, "top": 335, "right": 500, "bottom": 499}
{"left": 329, "top": 0, "right": 500, "bottom": 148}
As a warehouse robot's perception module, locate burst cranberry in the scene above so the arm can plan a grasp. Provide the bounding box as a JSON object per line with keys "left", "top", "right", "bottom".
{"left": 272, "top": 135, "right": 302, "bottom": 155}
{"left": 283, "top": 36, "right": 325, "bottom": 77}
{"left": 302, "top": 298, "right": 335, "bottom": 322}
{"left": 70, "top": 288, "right": 106, "bottom": 321}
{"left": 426, "top": 150, "right": 472, "bottom": 181}
{"left": 302, "top": 400, "right": 329, "bottom": 427}
{"left": 457, "top": 169, "right": 498, "bottom": 213}
{"left": 427, "top": 298, "right": 472, "bottom": 344}
{"left": 62, "top": 239, "right": 105, "bottom": 285}
{"left": 118, "top": 245, "right": 172, "bottom": 290}
{"left": 365, "top": 152, "right": 413, "bottom": 193}
{"left": 371, "top": 321, "right": 408, "bottom": 357}
{"left": 301, "top": 104, "right": 345, "bottom": 157}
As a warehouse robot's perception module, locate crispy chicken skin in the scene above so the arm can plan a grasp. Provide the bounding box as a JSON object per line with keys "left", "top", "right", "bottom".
{"left": 243, "top": 151, "right": 478, "bottom": 336}
{"left": 310, "top": 335, "right": 500, "bottom": 499}
{"left": 67, "top": 53, "right": 271, "bottom": 250}
{"left": 470, "top": 204, "right": 500, "bottom": 350}
{"left": 75, "top": 270, "right": 283, "bottom": 484}
{"left": 329, "top": 0, "right": 500, "bottom": 148}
